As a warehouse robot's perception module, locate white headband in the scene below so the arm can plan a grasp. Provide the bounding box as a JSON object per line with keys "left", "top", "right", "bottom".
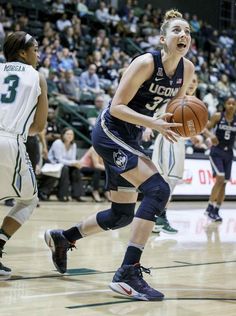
{"left": 25, "top": 33, "right": 32, "bottom": 44}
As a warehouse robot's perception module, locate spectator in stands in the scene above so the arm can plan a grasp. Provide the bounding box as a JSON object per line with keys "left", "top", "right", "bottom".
{"left": 94, "top": 56, "right": 119, "bottom": 90}
{"left": 108, "top": 6, "right": 121, "bottom": 33}
{"left": 79, "top": 63, "right": 103, "bottom": 101}
{"left": 58, "top": 48, "right": 78, "bottom": 72}
{"left": 119, "top": 0, "right": 132, "bottom": 18}
{"left": 43, "top": 128, "right": 85, "bottom": 202}
{"left": 79, "top": 146, "right": 106, "bottom": 202}
{"left": 42, "top": 22, "right": 56, "bottom": 41}
{"left": 95, "top": 1, "right": 110, "bottom": 24}
{"left": 190, "top": 14, "right": 201, "bottom": 34}
{"left": 59, "top": 69, "right": 80, "bottom": 104}
{"left": 143, "top": 3, "right": 153, "bottom": 18}
{"left": 86, "top": 94, "right": 105, "bottom": 127}
{"left": 198, "top": 62, "right": 210, "bottom": 97}
{"left": 60, "top": 26, "right": 78, "bottom": 51}
{"left": 38, "top": 57, "right": 51, "bottom": 79}
{"left": 132, "top": 0, "right": 144, "bottom": 18}
{"left": 218, "top": 30, "right": 234, "bottom": 51}
{"left": 52, "top": 0, "right": 65, "bottom": 15}
{"left": 47, "top": 70, "right": 60, "bottom": 97}
{"left": 122, "top": 9, "right": 139, "bottom": 36}
{"left": 71, "top": 15, "right": 84, "bottom": 40}
{"left": 56, "top": 13, "right": 72, "bottom": 32}
{"left": 101, "top": 36, "right": 111, "bottom": 54}
{"left": 110, "top": 34, "right": 124, "bottom": 53}
{"left": 17, "top": 15, "right": 29, "bottom": 33}
{"left": 89, "top": 50, "right": 104, "bottom": 74}
{"left": 203, "top": 85, "right": 219, "bottom": 117}
{"left": 103, "top": 85, "right": 116, "bottom": 105}
{"left": 147, "top": 29, "right": 160, "bottom": 50}
{"left": 216, "top": 74, "right": 231, "bottom": 99}
{"left": 205, "top": 29, "right": 219, "bottom": 57}
{"left": 45, "top": 107, "right": 60, "bottom": 149}
{"left": 224, "top": 57, "right": 236, "bottom": 81}
{"left": 138, "top": 14, "right": 153, "bottom": 37}
{"left": 76, "top": 0, "right": 92, "bottom": 18}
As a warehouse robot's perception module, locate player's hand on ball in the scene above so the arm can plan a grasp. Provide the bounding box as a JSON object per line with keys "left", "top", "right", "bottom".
{"left": 154, "top": 113, "right": 182, "bottom": 143}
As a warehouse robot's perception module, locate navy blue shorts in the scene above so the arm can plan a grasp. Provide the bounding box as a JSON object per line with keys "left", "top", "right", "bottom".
{"left": 92, "top": 119, "right": 149, "bottom": 191}
{"left": 209, "top": 146, "right": 233, "bottom": 180}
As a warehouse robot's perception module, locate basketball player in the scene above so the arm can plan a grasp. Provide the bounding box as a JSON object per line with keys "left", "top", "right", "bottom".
{"left": 45, "top": 9, "right": 194, "bottom": 300}
{"left": 0, "top": 31, "right": 48, "bottom": 276}
{"left": 205, "top": 96, "right": 236, "bottom": 221}
{"left": 151, "top": 73, "right": 199, "bottom": 234}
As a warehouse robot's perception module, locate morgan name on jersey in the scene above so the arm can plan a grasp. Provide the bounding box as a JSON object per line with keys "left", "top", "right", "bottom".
{"left": 4, "top": 64, "right": 26, "bottom": 72}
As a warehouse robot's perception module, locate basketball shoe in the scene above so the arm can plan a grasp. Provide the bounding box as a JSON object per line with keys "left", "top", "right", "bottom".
{"left": 44, "top": 229, "right": 75, "bottom": 274}
{"left": 152, "top": 212, "right": 178, "bottom": 234}
{"left": 211, "top": 207, "right": 223, "bottom": 222}
{"left": 109, "top": 263, "right": 164, "bottom": 301}
{"left": 205, "top": 204, "right": 222, "bottom": 222}
{"left": 0, "top": 248, "right": 11, "bottom": 276}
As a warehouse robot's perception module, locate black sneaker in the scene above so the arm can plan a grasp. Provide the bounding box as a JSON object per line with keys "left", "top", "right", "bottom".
{"left": 206, "top": 211, "right": 219, "bottom": 221}
{"left": 0, "top": 262, "right": 11, "bottom": 276}
{"left": 44, "top": 229, "right": 75, "bottom": 274}
{"left": 214, "top": 208, "right": 223, "bottom": 222}
{"left": 109, "top": 264, "right": 164, "bottom": 301}
{"left": 206, "top": 209, "right": 223, "bottom": 222}
{"left": 204, "top": 203, "right": 214, "bottom": 216}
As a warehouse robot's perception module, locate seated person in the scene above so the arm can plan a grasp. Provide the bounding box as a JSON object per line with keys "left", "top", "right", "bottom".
{"left": 59, "top": 69, "right": 80, "bottom": 104}
{"left": 78, "top": 146, "right": 108, "bottom": 202}
{"left": 45, "top": 107, "right": 61, "bottom": 149}
{"left": 38, "top": 128, "right": 84, "bottom": 201}
{"left": 86, "top": 94, "right": 105, "bottom": 127}
{"left": 79, "top": 63, "right": 103, "bottom": 101}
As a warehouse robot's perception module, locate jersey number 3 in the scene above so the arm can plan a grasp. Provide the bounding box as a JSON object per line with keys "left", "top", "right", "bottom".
{"left": 1, "top": 75, "right": 19, "bottom": 103}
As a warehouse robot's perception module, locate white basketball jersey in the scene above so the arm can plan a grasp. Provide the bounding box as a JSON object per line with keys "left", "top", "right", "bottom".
{"left": 0, "top": 62, "right": 41, "bottom": 141}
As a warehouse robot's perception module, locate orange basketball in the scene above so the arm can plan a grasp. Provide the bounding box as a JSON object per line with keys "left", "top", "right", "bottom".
{"left": 166, "top": 96, "right": 208, "bottom": 137}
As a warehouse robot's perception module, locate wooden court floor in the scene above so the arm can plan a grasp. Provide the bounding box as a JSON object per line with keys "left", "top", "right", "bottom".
{"left": 0, "top": 200, "right": 235, "bottom": 316}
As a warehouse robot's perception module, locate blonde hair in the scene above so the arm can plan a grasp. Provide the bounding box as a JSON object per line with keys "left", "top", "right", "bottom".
{"left": 160, "top": 9, "right": 185, "bottom": 35}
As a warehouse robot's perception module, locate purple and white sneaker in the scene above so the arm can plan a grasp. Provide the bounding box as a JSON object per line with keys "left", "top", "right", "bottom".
{"left": 109, "top": 263, "right": 164, "bottom": 301}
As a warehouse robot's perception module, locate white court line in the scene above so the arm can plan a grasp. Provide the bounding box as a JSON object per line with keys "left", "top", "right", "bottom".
{"left": 22, "top": 288, "right": 236, "bottom": 299}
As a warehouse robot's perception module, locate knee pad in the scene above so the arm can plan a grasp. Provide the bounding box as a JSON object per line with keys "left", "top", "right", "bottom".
{"left": 7, "top": 195, "right": 38, "bottom": 225}
{"left": 96, "top": 202, "right": 135, "bottom": 230}
{"left": 135, "top": 173, "right": 170, "bottom": 222}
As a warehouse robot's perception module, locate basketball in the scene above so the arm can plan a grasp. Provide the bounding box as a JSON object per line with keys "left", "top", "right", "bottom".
{"left": 166, "top": 96, "right": 208, "bottom": 137}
